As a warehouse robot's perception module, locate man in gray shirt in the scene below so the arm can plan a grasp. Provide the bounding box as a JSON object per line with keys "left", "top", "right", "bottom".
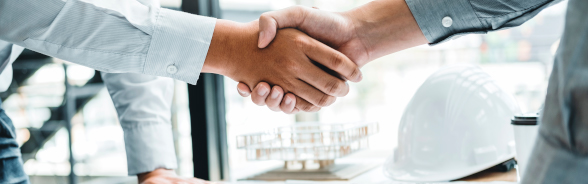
{"left": 240, "top": 0, "right": 587, "bottom": 183}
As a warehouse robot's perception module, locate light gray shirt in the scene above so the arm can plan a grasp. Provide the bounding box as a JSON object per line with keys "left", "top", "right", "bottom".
{"left": 406, "top": 0, "right": 588, "bottom": 183}
{"left": 0, "top": 0, "right": 216, "bottom": 175}
{"left": 406, "top": 0, "right": 562, "bottom": 45}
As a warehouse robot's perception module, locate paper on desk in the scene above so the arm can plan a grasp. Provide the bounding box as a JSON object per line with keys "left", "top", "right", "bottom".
{"left": 285, "top": 180, "right": 517, "bottom": 184}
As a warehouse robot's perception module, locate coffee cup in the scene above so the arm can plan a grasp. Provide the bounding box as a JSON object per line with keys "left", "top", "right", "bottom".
{"left": 511, "top": 114, "right": 539, "bottom": 179}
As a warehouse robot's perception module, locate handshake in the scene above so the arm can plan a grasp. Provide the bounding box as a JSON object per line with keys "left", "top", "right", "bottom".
{"left": 202, "top": 2, "right": 427, "bottom": 114}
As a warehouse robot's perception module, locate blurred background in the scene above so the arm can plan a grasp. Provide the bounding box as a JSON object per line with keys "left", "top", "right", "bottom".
{"left": 0, "top": 0, "right": 566, "bottom": 183}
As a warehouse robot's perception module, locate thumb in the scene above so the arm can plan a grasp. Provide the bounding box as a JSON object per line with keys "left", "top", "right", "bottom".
{"left": 258, "top": 6, "right": 310, "bottom": 48}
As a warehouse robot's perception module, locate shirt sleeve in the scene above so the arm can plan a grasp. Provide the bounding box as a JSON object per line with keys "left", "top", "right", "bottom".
{"left": 0, "top": 0, "right": 216, "bottom": 84}
{"left": 404, "top": 0, "right": 563, "bottom": 45}
{"left": 101, "top": 72, "right": 177, "bottom": 175}
{"left": 0, "top": 41, "right": 25, "bottom": 92}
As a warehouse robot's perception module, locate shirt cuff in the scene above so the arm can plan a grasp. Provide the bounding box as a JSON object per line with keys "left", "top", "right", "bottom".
{"left": 122, "top": 121, "right": 177, "bottom": 175}
{"left": 405, "top": 0, "right": 486, "bottom": 45}
{"left": 144, "top": 8, "right": 216, "bottom": 85}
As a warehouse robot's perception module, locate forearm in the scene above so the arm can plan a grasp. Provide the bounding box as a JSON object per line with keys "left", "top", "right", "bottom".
{"left": 344, "top": 0, "right": 427, "bottom": 60}
{"left": 341, "top": 0, "right": 562, "bottom": 59}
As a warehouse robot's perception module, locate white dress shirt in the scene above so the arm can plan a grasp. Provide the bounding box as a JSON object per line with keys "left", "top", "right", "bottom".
{"left": 0, "top": 43, "right": 24, "bottom": 92}
{"left": 0, "top": 0, "right": 216, "bottom": 175}
{"left": 102, "top": 72, "right": 177, "bottom": 175}
{"left": 0, "top": 0, "right": 216, "bottom": 85}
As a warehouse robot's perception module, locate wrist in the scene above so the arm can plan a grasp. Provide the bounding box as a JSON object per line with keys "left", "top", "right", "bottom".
{"left": 346, "top": 0, "right": 427, "bottom": 59}
{"left": 202, "top": 20, "right": 259, "bottom": 77}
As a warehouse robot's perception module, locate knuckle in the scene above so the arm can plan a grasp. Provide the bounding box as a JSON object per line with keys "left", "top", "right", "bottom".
{"left": 329, "top": 53, "right": 345, "bottom": 70}
{"left": 349, "top": 68, "right": 361, "bottom": 79}
{"left": 325, "top": 80, "right": 343, "bottom": 95}
{"left": 301, "top": 104, "right": 320, "bottom": 112}
{"left": 252, "top": 95, "right": 267, "bottom": 106}
{"left": 278, "top": 79, "right": 295, "bottom": 92}
{"left": 293, "top": 36, "right": 308, "bottom": 50}
{"left": 259, "top": 13, "right": 270, "bottom": 20}
{"left": 309, "top": 106, "right": 321, "bottom": 112}
{"left": 266, "top": 98, "right": 280, "bottom": 107}
{"left": 293, "top": 36, "right": 316, "bottom": 53}
{"left": 317, "top": 94, "right": 336, "bottom": 107}
{"left": 283, "top": 60, "right": 300, "bottom": 73}
{"left": 252, "top": 96, "right": 265, "bottom": 105}
{"left": 300, "top": 104, "right": 313, "bottom": 112}
{"left": 281, "top": 105, "right": 292, "bottom": 112}
{"left": 292, "top": 5, "right": 309, "bottom": 19}
{"left": 291, "top": 5, "right": 307, "bottom": 13}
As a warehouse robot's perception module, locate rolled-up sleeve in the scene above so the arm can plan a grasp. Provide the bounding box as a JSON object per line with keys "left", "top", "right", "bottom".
{"left": 0, "top": 0, "right": 216, "bottom": 84}
{"left": 405, "top": 0, "right": 563, "bottom": 45}
{"left": 101, "top": 72, "right": 176, "bottom": 175}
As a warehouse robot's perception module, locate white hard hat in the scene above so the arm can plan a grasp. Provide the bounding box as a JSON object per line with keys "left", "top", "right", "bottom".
{"left": 384, "top": 64, "right": 520, "bottom": 182}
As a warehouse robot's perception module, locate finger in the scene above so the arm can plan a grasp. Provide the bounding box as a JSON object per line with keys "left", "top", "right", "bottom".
{"left": 295, "top": 95, "right": 322, "bottom": 112}
{"left": 237, "top": 82, "right": 252, "bottom": 97}
{"left": 280, "top": 93, "right": 297, "bottom": 113}
{"left": 258, "top": 6, "right": 310, "bottom": 48}
{"left": 266, "top": 86, "right": 285, "bottom": 112}
{"left": 299, "top": 36, "right": 363, "bottom": 82}
{"left": 289, "top": 80, "right": 336, "bottom": 108}
{"left": 292, "top": 107, "right": 300, "bottom": 113}
{"left": 251, "top": 82, "right": 271, "bottom": 106}
{"left": 297, "top": 61, "right": 350, "bottom": 97}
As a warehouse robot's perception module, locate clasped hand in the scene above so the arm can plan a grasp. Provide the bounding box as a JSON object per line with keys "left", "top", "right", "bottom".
{"left": 201, "top": 19, "right": 362, "bottom": 113}
{"left": 236, "top": 6, "right": 369, "bottom": 113}
{"left": 236, "top": 2, "right": 425, "bottom": 113}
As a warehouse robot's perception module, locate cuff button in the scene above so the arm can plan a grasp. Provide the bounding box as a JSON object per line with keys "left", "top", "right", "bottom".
{"left": 442, "top": 16, "right": 453, "bottom": 28}
{"left": 166, "top": 64, "right": 178, "bottom": 74}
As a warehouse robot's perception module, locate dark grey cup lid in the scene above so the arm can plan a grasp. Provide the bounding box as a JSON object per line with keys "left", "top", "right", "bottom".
{"left": 511, "top": 114, "right": 538, "bottom": 125}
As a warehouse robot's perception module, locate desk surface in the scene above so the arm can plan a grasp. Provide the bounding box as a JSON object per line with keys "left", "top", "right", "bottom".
{"left": 458, "top": 169, "right": 517, "bottom": 182}
{"left": 348, "top": 150, "right": 518, "bottom": 183}
{"left": 230, "top": 150, "right": 518, "bottom": 183}
{"left": 346, "top": 166, "right": 517, "bottom": 183}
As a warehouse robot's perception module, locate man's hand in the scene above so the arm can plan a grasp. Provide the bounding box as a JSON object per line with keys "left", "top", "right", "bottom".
{"left": 138, "top": 168, "right": 211, "bottom": 184}
{"left": 239, "top": 0, "right": 429, "bottom": 112}
{"left": 202, "top": 20, "right": 361, "bottom": 112}
{"left": 237, "top": 6, "right": 368, "bottom": 112}
{"left": 258, "top": 6, "right": 370, "bottom": 67}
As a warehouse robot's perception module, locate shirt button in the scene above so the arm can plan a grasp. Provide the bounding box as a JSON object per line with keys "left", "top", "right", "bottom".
{"left": 166, "top": 64, "right": 178, "bottom": 74}
{"left": 442, "top": 16, "right": 453, "bottom": 28}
